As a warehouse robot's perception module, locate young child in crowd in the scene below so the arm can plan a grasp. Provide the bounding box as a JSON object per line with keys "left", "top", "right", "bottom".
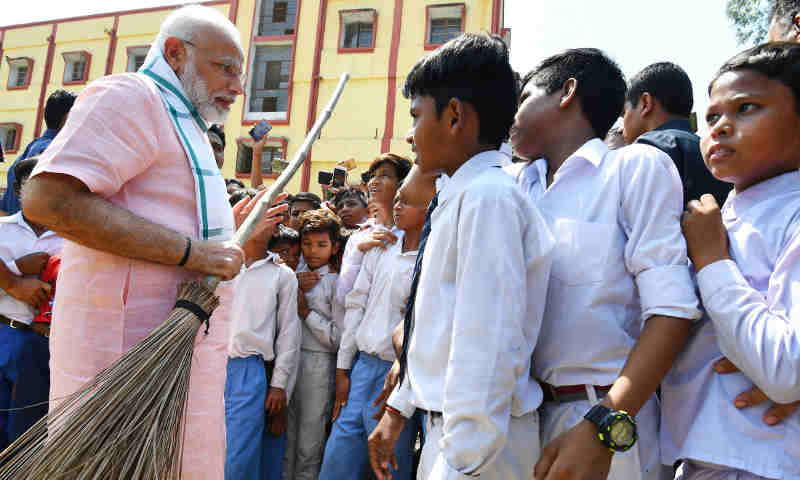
{"left": 288, "top": 192, "right": 322, "bottom": 231}
{"left": 335, "top": 155, "right": 411, "bottom": 318}
{"left": 269, "top": 225, "right": 301, "bottom": 271}
{"left": 319, "top": 166, "right": 435, "bottom": 480}
{"left": 662, "top": 41, "right": 800, "bottom": 480}
{"left": 369, "top": 33, "right": 555, "bottom": 480}
{"left": 283, "top": 209, "right": 343, "bottom": 480}
{"left": 0, "top": 156, "right": 63, "bottom": 450}
{"left": 508, "top": 47, "right": 700, "bottom": 480}
{"left": 224, "top": 211, "right": 300, "bottom": 480}
{"left": 332, "top": 187, "right": 369, "bottom": 232}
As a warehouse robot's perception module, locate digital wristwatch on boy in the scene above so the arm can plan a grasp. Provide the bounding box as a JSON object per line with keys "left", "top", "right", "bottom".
{"left": 583, "top": 404, "right": 637, "bottom": 452}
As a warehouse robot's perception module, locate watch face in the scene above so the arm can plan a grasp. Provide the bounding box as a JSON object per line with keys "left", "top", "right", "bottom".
{"left": 609, "top": 418, "right": 635, "bottom": 447}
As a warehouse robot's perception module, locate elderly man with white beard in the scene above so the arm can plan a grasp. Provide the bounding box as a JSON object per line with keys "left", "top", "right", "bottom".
{"left": 20, "top": 6, "right": 274, "bottom": 478}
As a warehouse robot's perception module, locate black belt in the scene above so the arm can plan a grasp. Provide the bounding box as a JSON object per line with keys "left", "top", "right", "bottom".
{"left": 540, "top": 382, "right": 612, "bottom": 403}
{"left": 0, "top": 314, "right": 50, "bottom": 337}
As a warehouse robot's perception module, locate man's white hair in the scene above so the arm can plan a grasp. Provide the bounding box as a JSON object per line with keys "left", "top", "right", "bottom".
{"left": 154, "top": 4, "right": 243, "bottom": 56}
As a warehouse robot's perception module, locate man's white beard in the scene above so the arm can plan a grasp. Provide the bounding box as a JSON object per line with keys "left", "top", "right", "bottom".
{"left": 180, "top": 55, "right": 230, "bottom": 125}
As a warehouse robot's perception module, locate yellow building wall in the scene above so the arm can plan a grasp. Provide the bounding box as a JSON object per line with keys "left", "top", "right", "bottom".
{"left": 0, "top": 0, "right": 495, "bottom": 197}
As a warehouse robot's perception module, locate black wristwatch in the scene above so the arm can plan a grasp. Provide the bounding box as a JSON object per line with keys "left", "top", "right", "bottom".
{"left": 583, "top": 404, "right": 637, "bottom": 452}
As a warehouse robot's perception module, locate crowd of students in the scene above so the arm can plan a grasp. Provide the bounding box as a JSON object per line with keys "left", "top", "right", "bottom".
{"left": 1, "top": 1, "right": 799, "bottom": 479}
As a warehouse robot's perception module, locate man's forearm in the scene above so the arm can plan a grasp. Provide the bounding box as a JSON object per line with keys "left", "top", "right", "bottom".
{"left": 603, "top": 315, "right": 691, "bottom": 415}
{"left": 0, "top": 259, "right": 19, "bottom": 291}
{"left": 22, "top": 173, "right": 186, "bottom": 267}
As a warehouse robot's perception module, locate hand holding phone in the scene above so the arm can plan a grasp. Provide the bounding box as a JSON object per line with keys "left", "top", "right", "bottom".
{"left": 249, "top": 119, "right": 272, "bottom": 142}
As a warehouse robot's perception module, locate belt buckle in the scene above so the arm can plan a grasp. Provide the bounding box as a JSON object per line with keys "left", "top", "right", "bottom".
{"left": 9, "top": 319, "right": 22, "bottom": 329}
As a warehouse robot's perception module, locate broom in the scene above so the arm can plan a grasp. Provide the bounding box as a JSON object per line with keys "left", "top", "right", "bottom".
{"left": 0, "top": 72, "right": 350, "bottom": 480}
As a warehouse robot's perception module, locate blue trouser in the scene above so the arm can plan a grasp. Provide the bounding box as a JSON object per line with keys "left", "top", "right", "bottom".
{"left": 319, "top": 352, "right": 419, "bottom": 480}
{"left": 0, "top": 323, "right": 50, "bottom": 449}
{"left": 225, "top": 356, "right": 287, "bottom": 480}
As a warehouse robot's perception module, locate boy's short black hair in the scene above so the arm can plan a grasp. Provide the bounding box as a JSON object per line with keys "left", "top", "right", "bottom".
{"left": 13, "top": 156, "right": 39, "bottom": 192}
{"left": 44, "top": 90, "right": 77, "bottom": 130}
{"left": 333, "top": 187, "right": 367, "bottom": 208}
{"left": 298, "top": 208, "right": 343, "bottom": 245}
{"left": 710, "top": 41, "right": 800, "bottom": 115}
{"left": 226, "top": 178, "right": 245, "bottom": 190}
{"left": 523, "top": 48, "right": 627, "bottom": 139}
{"left": 366, "top": 153, "right": 412, "bottom": 183}
{"left": 208, "top": 124, "right": 226, "bottom": 148}
{"left": 228, "top": 188, "right": 257, "bottom": 206}
{"left": 291, "top": 192, "right": 322, "bottom": 209}
{"left": 627, "top": 62, "right": 694, "bottom": 118}
{"left": 403, "top": 33, "right": 517, "bottom": 149}
{"left": 268, "top": 225, "right": 300, "bottom": 250}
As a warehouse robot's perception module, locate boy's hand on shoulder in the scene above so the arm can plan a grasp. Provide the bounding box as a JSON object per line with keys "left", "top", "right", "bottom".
{"left": 15, "top": 252, "right": 50, "bottom": 276}
{"left": 268, "top": 408, "right": 288, "bottom": 437}
{"left": 534, "top": 420, "right": 613, "bottom": 480}
{"left": 358, "top": 230, "right": 398, "bottom": 253}
{"left": 713, "top": 357, "right": 800, "bottom": 425}
{"left": 265, "top": 387, "right": 287, "bottom": 416}
{"left": 297, "top": 292, "right": 310, "bottom": 319}
{"left": 332, "top": 369, "right": 351, "bottom": 422}
{"left": 296, "top": 271, "right": 321, "bottom": 292}
{"left": 682, "top": 194, "right": 730, "bottom": 271}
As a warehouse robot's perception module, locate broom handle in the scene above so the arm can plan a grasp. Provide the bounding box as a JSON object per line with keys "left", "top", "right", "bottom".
{"left": 202, "top": 72, "right": 351, "bottom": 292}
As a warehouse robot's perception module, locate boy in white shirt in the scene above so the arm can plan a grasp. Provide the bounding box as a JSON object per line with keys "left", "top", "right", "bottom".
{"left": 663, "top": 41, "right": 800, "bottom": 480}
{"left": 319, "top": 166, "right": 435, "bottom": 480}
{"left": 224, "top": 207, "right": 300, "bottom": 480}
{"left": 508, "top": 48, "right": 701, "bottom": 480}
{"left": 368, "top": 33, "right": 555, "bottom": 480}
{"left": 0, "top": 157, "right": 63, "bottom": 450}
{"left": 283, "top": 208, "right": 343, "bottom": 480}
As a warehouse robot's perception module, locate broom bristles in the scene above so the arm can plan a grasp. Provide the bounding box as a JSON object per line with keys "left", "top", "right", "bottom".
{"left": 0, "top": 281, "right": 219, "bottom": 480}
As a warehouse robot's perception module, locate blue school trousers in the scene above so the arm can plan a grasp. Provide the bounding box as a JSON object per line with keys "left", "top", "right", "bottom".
{"left": 318, "top": 352, "right": 419, "bottom": 480}
{"left": 0, "top": 323, "right": 50, "bottom": 449}
{"left": 224, "top": 355, "right": 286, "bottom": 480}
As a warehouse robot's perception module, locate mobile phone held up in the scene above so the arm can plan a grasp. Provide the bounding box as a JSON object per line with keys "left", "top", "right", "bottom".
{"left": 249, "top": 119, "right": 272, "bottom": 142}
{"left": 317, "top": 166, "right": 348, "bottom": 187}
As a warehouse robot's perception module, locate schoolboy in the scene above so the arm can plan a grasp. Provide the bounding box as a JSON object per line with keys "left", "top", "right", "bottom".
{"left": 319, "top": 166, "right": 434, "bottom": 480}
{"left": 335, "top": 154, "right": 411, "bottom": 314}
{"left": 0, "top": 156, "right": 63, "bottom": 449}
{"left": 269, "top": 225, "right": 301, "bottom": 271}
{"left": 508, "top": 48, "right": 701, "bottom": 480}
{"left": 225, "top": 207, "right": 300, "bottom": 480}
{"left": 368, "top": 33, "right": 555, "bottom": 480}
{"left": 288, "top": 192, "right": 322, "bottom": 231}
{"left": 622, "top": 61, "right": 730, "bottom": 205}
{"left": 662, "top": 41, "right": 800, "bottom": 480}
{"left": 332, "top": 187, "right": 369, "bottom": 231}
{"left": 282, "top": 208, "right": 343, "bottom": 480}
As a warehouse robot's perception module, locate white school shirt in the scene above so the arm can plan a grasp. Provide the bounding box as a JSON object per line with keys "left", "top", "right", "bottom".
{"left": 297, "top": 263, "right": 342, "bottom": 353}
{"left": 387, "top": 150, "right": 555, "bottom": 479}
{"left": 335, "top": 219, "right": 400, "bottom": 308}
{"left": 506, "top": 139, "right": 701, "bottom": 387}
{"left": 228, "top": 253, "right": 300, "bottom": 398}
{"left": 337, "top": 230, "right": 416, "bottom": 370}
{"left": 661, "top": 171, "right": 800, "bottom": 479}
{"left": 0, "top": 212, "right": 63, "bottom": 324}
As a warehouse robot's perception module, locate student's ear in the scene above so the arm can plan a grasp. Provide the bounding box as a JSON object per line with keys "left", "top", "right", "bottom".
{"left": 445, "top": 98, "right": 463, "bottom": 130}
{"left": 639, "top": 92, "right": 654, "bottom": 117}
{"left": 559, "top": 78, "right": 578, "bottom": 109}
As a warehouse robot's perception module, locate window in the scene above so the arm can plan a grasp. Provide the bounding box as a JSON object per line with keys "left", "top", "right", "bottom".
{"left": 247, "top": 45, "right": 292, "bottom": 118}
{"left": 235, "top": 139, "right": 286, "bottom": 176}
{"left": 339, "top": 9, "right": 377, "bottom": 52}
{"left": 425, "top": 4, "right": 465, "bottom": 49}
{"left": 257, "top": 0, "right": 297, "bottom": 36}
{"left": 0, "top": 124, "right": 22, "bottom": 153}
{"left": 7, "top": 58, "right": 33, "bottom": 89}
{"left": 62, "top": 51, "right": 90, "bottom": 84}
{"left": 126, "top": 46, "right": 150, "bottom": 72}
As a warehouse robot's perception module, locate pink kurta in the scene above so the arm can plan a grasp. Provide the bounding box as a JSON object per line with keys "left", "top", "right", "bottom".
{"left": 34, "top": 73, "right": 231, "bottom": 479}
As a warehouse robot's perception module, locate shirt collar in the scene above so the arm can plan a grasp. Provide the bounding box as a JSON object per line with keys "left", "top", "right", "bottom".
{"left": 438, "top": 150, "right": 505, "bottom": 205}
{"left": 40, "top": 128, "right": 59, "bottom": 140}
{"left": 247, "top": 252, "right": 281, "bottom": 270}
{"left": 723, "top": 170, "right": 800, "bottom": 219}
{"left": 0, "top": 212, "right": 35, "bottom": 233}
{"left": 568, "top": 138, "right": 607, "bottom": 168}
